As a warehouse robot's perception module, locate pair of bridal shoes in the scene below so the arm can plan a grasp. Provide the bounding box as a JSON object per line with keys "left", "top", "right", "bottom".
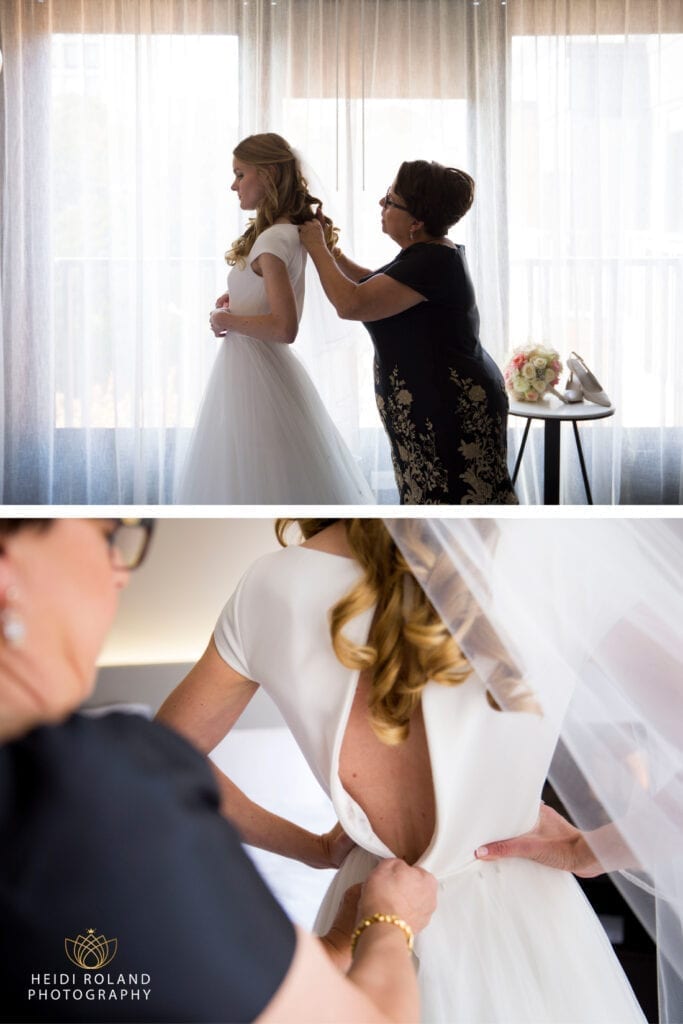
{"left": 554, "top": 352, "right": 611, "bottom": 407}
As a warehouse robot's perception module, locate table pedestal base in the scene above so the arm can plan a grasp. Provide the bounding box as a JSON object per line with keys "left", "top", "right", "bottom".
{"left": 512, "top": 418, "right": 593, "bottom": 505}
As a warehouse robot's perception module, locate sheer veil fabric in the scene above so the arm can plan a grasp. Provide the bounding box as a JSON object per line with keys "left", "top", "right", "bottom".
{"left": 388, "top": 518, "right": 683, "bottom": 1023}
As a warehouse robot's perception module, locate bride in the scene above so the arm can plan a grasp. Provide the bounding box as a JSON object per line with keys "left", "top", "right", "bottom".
{"left": 175, "top": 133, "right": 373, "bottom": 504}
{"left": 157, "top": 517, "right": 656, "bottom": 1023}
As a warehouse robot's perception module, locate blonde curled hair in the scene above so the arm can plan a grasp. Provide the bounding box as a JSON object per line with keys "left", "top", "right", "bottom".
{"left": 226, "top": 133, "right": 339, "bottom": 268}
{"left": 276, "top": 519, "right": 539, "bottom": 745}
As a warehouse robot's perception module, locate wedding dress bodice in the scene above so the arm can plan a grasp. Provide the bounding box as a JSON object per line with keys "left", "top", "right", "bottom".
{"left": 215, "top": 546, "right": 559, "bottom": 879}
{"left": 227, "top": 224, "right": 306, "bottom": 319}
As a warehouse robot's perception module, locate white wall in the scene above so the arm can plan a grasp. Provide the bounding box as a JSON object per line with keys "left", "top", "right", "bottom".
{"left": 89, "top": 662, "right": 286, "bottom": 729}
{"left": 100, "top": 518, "right": 281, "bottom": 666}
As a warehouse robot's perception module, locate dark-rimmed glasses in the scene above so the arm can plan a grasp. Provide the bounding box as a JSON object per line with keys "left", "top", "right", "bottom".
{"left": 383, "top": 189, "right": 410, "bottom": 213}
{"left": 107, "top": 519, "right": 155, "bottom": 570}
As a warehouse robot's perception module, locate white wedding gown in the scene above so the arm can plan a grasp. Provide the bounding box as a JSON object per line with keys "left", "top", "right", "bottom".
{"left": 214, "top": 546, "right": 646, "bottom": 1024}
{"left": 175, "top": 224, "right": 373, "bottom": 504}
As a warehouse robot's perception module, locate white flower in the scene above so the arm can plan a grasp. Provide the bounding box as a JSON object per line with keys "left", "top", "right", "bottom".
{"left": 504, "top": 343, "right": 561, "bottom": 402}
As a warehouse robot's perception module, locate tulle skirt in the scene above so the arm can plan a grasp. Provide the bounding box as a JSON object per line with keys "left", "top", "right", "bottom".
{"left": 175, "top": 335, "right": 373, "bottom": 504}
{"left": 314, "top": 849, "right": 646, "bottom": 1024}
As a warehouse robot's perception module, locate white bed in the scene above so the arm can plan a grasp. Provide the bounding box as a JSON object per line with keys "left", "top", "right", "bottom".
{"left": 210, "top": 727, "right": 338, "bottom": 928}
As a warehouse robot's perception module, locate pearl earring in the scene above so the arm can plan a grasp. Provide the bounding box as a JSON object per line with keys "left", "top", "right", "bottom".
{"left": 1, "top": 585, "right": 26, "bottom": 648}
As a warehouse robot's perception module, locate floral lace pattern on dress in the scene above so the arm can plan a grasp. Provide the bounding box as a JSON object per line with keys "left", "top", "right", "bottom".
{"left": 375, "top": 363, "right": 518, "bottom": 505}
{"left": 375, "top": 367, "right": 449, "bottom": 504}
{"left": 448, "top": 369, "right": 519, "bottom": 505}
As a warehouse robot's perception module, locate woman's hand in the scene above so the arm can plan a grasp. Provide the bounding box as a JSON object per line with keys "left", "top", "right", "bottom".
{"left": 359, "top": 858, "right": 438, "bottom": 936}
{"left": 474, "top": 803, "right": 603, "bottom": 878}
{"left": 215, "top": 291, "right": 230, "bottom": 309}
{"left": 299, "top": 216, "right": 327, "bottom": 254}
{"left": 209, "top": 309, "right": 231, "bottom": 337}
{"left": 317, "top": 822, "right": 356, "bottom": 869}
{"left": 319, "top": 883, "right": 362, "bottom": 970}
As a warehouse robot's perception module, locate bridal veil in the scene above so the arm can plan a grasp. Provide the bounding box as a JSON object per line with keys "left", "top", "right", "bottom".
{"left": 388, "top": 517, "right": 683, "bottom": 1023}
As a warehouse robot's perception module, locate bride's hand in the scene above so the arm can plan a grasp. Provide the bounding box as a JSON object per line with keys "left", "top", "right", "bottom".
{"left": 474, "top": 803, "right": 603, "bottom": 878}
{"left": 299, "top": 217, "right": 327, "bottom": 253}
{"left": 318, "top": 883, "right": 362, "bottom": 970}
{"left": 215, "top": 291, "right": 230, "bottom": 309}
{"left": 318, "top": 822, "right": 356, "bottom": 869}
{"left": 209, "top": 309, "right": 230, "bottom": 337}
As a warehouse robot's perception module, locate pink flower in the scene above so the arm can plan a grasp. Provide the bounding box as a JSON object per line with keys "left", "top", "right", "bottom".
{"left": 512, "top": 354, "right": 527, "bottom": 368}
{"left": 526, "top": 389, "right": 539, "bottom": 401}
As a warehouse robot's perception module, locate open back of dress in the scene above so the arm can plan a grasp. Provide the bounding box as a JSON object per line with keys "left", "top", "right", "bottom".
{"left": 338, "top": 666, "right": 436, "bottom": 865}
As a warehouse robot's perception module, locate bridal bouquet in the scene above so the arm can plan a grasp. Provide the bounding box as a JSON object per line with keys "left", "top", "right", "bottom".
{"left": 503, "top": 345, "right": 562, "bottom": 402}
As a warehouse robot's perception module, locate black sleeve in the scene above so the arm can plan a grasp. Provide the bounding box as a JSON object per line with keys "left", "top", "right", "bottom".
{"left": 382, "top": 243, "right": 473, "bottom": 308}
{"left": 0, "top": 714, "right": 296, "bottom": 1023}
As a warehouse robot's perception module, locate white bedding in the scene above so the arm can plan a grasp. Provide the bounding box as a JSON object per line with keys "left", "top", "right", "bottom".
{"left": 210, "top": 727, "right": 337, "bottom": 928}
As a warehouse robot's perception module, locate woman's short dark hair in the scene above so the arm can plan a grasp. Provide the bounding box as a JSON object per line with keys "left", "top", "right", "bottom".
{"left": 395, "top": 160, "right": 475, "bottom": 237}
{"left": 0, "top": 520, "right": 53, "bottom": 538}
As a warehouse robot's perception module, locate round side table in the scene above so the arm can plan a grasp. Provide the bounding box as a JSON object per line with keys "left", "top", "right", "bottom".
{"left": 508, "top": 396, "right": 615, "bottom": 505}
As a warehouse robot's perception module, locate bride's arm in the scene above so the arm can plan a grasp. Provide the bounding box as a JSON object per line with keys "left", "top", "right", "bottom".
{"left": 156, "top": 638, "right": 353, "bottom": 869}
{"left": 209, "top": 253, "right": 299, "bottom": 345}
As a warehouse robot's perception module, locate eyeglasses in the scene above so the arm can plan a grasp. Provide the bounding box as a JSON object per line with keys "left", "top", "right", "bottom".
{"left": 107, "top": 519, "right": 155, "bottom": 570}
{"left": 383, "top": 189, "right": 411, "bottom": 213}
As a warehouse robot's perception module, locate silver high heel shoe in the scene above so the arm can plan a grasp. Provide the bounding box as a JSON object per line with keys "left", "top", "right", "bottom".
{"left": 566, "top": 352, "right": 611, "bottom": 407}
{"left": 549, "top": 370, "right": 584, "bottom": 404}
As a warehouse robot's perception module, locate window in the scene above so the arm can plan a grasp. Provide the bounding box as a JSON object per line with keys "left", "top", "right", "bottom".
{"left": 51, "top": 33, "right": 239, "bottom": 429}
{"left": 510, "top": 33, "right": 683, "bottom": 428}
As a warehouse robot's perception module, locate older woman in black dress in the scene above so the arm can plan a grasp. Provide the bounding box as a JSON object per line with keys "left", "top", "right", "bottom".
{"left": 300, "top": 161, "right": 517, "bottom": 505}
{"left": 0, "top": 518, "right": 437, "bottom": 1023}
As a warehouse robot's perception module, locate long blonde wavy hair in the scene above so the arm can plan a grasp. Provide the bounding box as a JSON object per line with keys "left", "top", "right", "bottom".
{"left": 225, "top": 133, "right": 339, "bottom": 268}
{"left": 276, "top": 519, "right": 538, "bottom": 746}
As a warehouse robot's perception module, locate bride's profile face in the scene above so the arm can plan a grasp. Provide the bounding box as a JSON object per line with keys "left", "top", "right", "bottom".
{"left": 231, "top": 159, "right": 267, "bottom": 210}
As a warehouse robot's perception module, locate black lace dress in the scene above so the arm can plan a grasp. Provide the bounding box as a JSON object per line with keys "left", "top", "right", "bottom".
{"left": 362, "top": 243, "right": 518, "bottom": 505}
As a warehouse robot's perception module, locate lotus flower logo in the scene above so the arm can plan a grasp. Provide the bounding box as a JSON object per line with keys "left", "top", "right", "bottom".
{"left": 65, "top": 928, "right": 118, "bottom": 969}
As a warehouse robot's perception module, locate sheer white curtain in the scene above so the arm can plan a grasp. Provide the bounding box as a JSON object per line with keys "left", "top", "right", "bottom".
{"left": 1, "top": 0, "right": 681, "bottom": 503}
{"left": 507, "top": 0, "right": 683, "bottom": 503}
{"left": 1, "top": 0, "right": 241, "bottom": 503}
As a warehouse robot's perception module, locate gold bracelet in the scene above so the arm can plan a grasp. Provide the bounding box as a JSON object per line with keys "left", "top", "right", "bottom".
{"left": 350, "top": 913, "right": 415, "bottom": 956}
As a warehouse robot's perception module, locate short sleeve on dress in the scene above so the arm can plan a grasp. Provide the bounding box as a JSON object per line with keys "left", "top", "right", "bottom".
{"left": 249, "top": 225, "right": 299, "bottom": 271}
{"left": 0, "top": 713, "right": 296, "bottom": 1023}
{"left": 381, "top": 243, "right": 466, "bottom": 306}
{"left": 213, "top": 571, "right": 251, "bottom": 678}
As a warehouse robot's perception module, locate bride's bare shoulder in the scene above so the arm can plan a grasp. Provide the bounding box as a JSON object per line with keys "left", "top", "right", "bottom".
{"left": 300, "top": 521, "right": 354, "bottom": 559}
